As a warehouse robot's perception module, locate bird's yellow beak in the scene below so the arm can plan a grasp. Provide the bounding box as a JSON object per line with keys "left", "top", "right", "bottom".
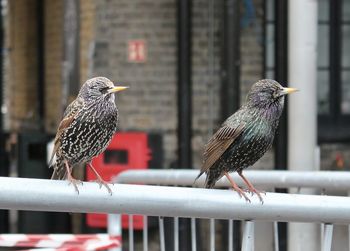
{"left": 108, "top": 86, "right": 129, "bottom": 93}
{"left": 280, "top": 87, "right": 298, "bottom": 96}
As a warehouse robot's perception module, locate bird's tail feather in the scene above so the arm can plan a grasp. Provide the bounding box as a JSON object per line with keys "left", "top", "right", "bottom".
{"left": 203, "top": 169, "right": 222, "bottom": 189}
{"left": 192, "top": 170, "right": 205, "bottom": 186}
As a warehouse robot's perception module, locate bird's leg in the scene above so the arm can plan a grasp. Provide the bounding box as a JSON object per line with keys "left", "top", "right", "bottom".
{"left": 237, "top": 170, "right": 264, "bottom": 204}
{"left": 224, "top": 172, "right": 251, "bottom": 203}
{"left": 64, "top": 160, "right": 82, "bottom": 194}
{"left": 88, "top": 163, "right": 113, "bottom": 195}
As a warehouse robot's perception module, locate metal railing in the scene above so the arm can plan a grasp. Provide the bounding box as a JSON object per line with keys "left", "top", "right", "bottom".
{"left": 110, "top": 169, "right": 350, "bottom": 251}
{"left": 1, "top": 176, "right": 349, "bottom": 222}
{"left": 116, "top": 169, "right": 350, "bottom": 190}
{"left": 0, "top": 170, "right": 350, "bottom": 251}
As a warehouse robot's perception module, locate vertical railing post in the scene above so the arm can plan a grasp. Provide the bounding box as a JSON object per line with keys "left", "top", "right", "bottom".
{"left": 273, "top": 221, "right": 280, "bottom": 251}
{"left": 129, "top": 215, "right": 134, "bottom": 251}
{"left": 143, "top": 215, "right": 148, "bottom": 251}
{"left": 191, "top": 218, "right": 197, "bottom": 251}
{"left": 242, "top": 221, "right": 255, "bottom": 251}
{"left": 107, "top": 214, "right": 122, "bottom": 251}
{"left": 159, "top": 217, "right": 166, "bottom": 251}
{"left": 322, "top": 224, "right": 334, "bottom": 251}
{"left": 210, "top": 219, "right": 215, "bottom": 251}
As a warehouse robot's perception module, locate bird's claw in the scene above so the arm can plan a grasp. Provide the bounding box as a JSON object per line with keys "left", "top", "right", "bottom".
{"left": 246, "top": 188, "right": 264, "bottom": 204}
{"left": 92, "top": 179, "right": 113, "bottom": 195}
{"left": 67, "top": 178, "right": 83, "bottom": 194}
{"left": 230, "top": 187, "right": 251, "bottom": 203}
{"left": 235, "top": 187, "right": 264, "bottom": 204}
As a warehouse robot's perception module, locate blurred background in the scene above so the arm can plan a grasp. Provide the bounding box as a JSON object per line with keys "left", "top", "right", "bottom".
{"left": 0, "top": 0, "right": 349, "bottom": 250}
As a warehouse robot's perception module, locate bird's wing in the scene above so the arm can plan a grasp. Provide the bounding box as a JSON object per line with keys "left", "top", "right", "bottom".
{"left": 200, "top": 122, "right": 245, "bottom": 175}
{"left": 48, "top": 98, "right": 84, "bottom": 167}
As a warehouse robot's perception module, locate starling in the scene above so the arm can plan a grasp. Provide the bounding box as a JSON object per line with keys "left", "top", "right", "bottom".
{"left": 195, "top": 79, "right": 298, "bottom": 203}
{"left": 49, "top": 77, "right": 128, "bottom": 194}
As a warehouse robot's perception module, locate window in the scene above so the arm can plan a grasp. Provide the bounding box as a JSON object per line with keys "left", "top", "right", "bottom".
{"left": 264, "top": 0, "right": 350, "bottom": 142}
{"left": 318, "top": 0, "right": 350, "bottom": 142}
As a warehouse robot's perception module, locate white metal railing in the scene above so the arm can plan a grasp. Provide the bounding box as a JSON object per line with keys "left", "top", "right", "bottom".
{"left": 116, "top": 169, "right": 350, "bottom": 190}
{"left": 1, "top": 170, "right": 350, "bottom": 251}
{"left": 1, "top": 176, "right": 349, "bottom": 222}
{"left": 110, "top": 169, "right": 350, "bottom": 251}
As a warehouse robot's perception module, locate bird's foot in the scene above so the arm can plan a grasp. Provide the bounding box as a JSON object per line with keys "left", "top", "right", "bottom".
{"left": 224, "top": 171, "right": 251, "bottom": 203}
{"left": 232, "top": 186, "right": 251, "bottom": 203}
{"left": 64, "top": 160, "right": 82, "bottom": 194}
{"left": 92, "top": 178, "right": 113, "bottom": 195}
{"left": 88, "top": 162, "right": 113, "bottom": 195}
{"left": 237, "top": 170, "right": 264, "bottom": 204}
{"left": 67, "top": 176, "right": 83, "bottom": 194}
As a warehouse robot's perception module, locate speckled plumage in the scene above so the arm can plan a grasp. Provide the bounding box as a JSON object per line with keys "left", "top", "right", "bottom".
{"left": 49, "top": 77, "right": 127, "bottom": 194}
{"left": 196, "top": 79, "right": 297, "bottom": 202}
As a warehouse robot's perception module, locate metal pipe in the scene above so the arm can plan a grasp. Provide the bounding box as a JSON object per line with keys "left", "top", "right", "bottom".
{"left": 221, "top": 0, "right": 240, "bottom": 118}
{"left": 274, "top": 0, "right": 288, "bottom": 247}
{"left": 209, "top": 219, "right": 215, "bottom": 251}
{"left": 174, "top": 217, "right": 179, "bottom": 251}
{"left": 177, "top": 0, "right": 192, "bottom": 169}
{"left": 177, "top": 0, "right": 192, "bottom": 248}
{"left": 107, "top": 214, "right": 122, "bottom": 251}
{"left": 116, "top": 169, "right": 350, "bottom": 190}
{"left": 143, "top": 215, "right": 148, "bottom": 251}
{"left": 288, "top": 0, "right": 318, "bottom": 250}
{"left": 159, "top": 217, "right": 165, "bottom": 251}
{"left": 274, "top": 0, "right": 289, "bottom": 170}
{"left": 242, "top": 221, "right": 255, "bottom": 251}
{"left": 348, "top": 191, "right": 350, "bottom": 251}
{"left": 129, "top": 215, "right": 134, "bottom": 251}
{"left": 273, "top": 221, "right": 279, "bottom": 251}
{"left": 2, "top": 177, "right": 350, "bottom": 224}
{"left": 322, "top": 224, "right": 333, "bottom": 251}
{"left": 191, "top": 218, "right": 197, "bottom": 251}
{"left": 274, "top": 0, "right": 288, "bottom": 176}
{"left": 228, "top": 219, "right": 233, "bottom": 251}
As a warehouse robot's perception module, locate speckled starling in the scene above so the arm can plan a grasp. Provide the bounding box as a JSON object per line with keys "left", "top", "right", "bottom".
{"left": 49, "top": 77, "right": 128, "bottom": 194}
{"left": 195, "top": 79, "right": 298, "bottom": 203}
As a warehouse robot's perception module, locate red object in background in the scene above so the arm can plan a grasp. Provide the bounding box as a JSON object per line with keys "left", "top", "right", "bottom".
{"left": 86, "top": 132, "right": 151, "bottom": 230}
{"left": 128, "top": 40, "right": 146, "bottom": 63}
{"left": 335, "top": 153, "right": 344, "bottom": 169}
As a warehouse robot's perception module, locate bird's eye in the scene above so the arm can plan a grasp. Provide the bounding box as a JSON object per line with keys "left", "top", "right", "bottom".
{"left": 272, "top": 90, "right": 279, "bottom": 99}
{"left": 99, "top": 87, "right": 109, "bottom": 93}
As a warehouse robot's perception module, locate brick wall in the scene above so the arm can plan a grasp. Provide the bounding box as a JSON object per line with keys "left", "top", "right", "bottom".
{"left": 92, "top": 0, "right": 178, "bottom": 167}
{"left": 7, "top": 0, "right": 39, "bottom": 131}
{"left": 5, "top": 0, "right": 270, "bottom": 170}
{"left": 44, "top": 0, "right": 64, "bottom": 133}
{"left": 90, "top": 0, "right": 268, "bottom": 169}
{"left": 191, "top": 0, "right": 223, "bottom": 168}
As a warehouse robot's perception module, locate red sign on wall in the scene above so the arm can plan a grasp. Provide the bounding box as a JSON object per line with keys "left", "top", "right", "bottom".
{"left": 128, "top": 40, "right": 146, "bottom": 63}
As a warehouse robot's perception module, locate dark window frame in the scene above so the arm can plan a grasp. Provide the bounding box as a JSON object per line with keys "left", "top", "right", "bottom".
{"left": 319, "top": 0, "right": 350, "bottom": 142}
{"left": 264, "top": 0, "right": 350, "bottom": 143}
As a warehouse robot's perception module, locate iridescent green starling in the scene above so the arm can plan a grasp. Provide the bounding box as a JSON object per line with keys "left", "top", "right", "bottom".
{"left": 195, "top": 79, "right": 298, "bottom": 203}
{"left": 49, "top": 77, "right": 128, "bottom": 194}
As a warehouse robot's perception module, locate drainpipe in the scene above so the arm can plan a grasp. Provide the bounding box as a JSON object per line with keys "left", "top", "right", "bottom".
{"left": 288, "top": 0, "right": 318, "bottom": 250}
{"left": 274, "top": 0, "right": 288, "bottom": 250}
{"left": 176, "top": 0, "right": 192, "bottom": 250}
